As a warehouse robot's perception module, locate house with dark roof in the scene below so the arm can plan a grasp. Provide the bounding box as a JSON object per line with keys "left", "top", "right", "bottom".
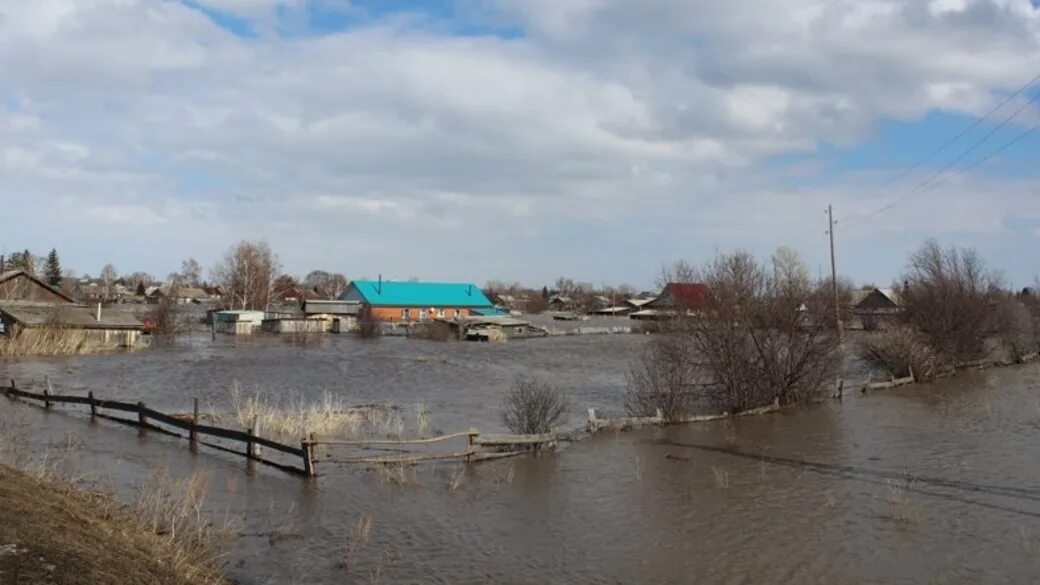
{"left": 849, "top": 287, "right": 902, "bottom": 330}
{"left": 0, "top": 270, "right": 144, "bottom": 348}
{"left": 631, "top": 283, "right": 710, "bottom": 320}
{"left": 340, "top": 279, "right": 495, "bottom": 322}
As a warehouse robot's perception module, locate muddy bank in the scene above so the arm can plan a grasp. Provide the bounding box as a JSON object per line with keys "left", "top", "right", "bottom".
{"left": 0, "top": 464, "right": 227, "bottom": 585}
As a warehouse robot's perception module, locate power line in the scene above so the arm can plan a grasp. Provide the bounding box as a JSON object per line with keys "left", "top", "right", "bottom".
{"left": 846, "top": 85, "right": 1040, "bottom": 221}
{"left": 873, "top": 92, "right": 1035, "bottom": 214}
{"left": 840, "top": 70, "right": 1040, "bottom": 224}
{"left": 874, "top": 70, "right": 1040, "bottom": 191}
{"left": 912, "top": 123, "right": 1038, "bottom": 196}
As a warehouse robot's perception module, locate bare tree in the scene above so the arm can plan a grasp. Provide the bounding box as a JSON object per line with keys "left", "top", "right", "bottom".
{"left": 100, "top": 264, "right": 118, "bottom": 300}
{"left": 656, "top": 259, "right": 697, "bottom": 288}
{"left": 860, "top": 324, "right": 942, "bottom": 381}
{"left": 501, "top": 376, "right": 569, "bottom": 435}
{"left": 304, "top": 270, "right": 349, "bottom": 299}
{"left": 624, "top": 321, "right": 702, "bottom": 420}
{"left": 125, "top": 271, "right": 155, "bottom": 287}
{"left": 636, "top": 250, "right": 842, "bottom": 415}
{"left": 212, "top": 241, "right": 280, "bottom": 310}
{"left": 147, "top": 291, "right": 183, "bottom": 344}
{"left": 993, "top": 296, "right": 1036, "bottom": 363}
{"left": 901, "top": 240, "right": 1001, "bottom": 365}
{"left": 179, "top": 258, "right": 202, "bottom": 288}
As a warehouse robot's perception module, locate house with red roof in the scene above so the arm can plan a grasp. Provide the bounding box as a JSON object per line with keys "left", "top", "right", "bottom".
{"left": 630, "top": 282, "right": 710, "bottom": 320}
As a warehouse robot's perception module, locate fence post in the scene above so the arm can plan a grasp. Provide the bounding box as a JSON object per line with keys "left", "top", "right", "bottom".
{"left": 246, "top": 415, "right": 257, "bottom": 460}
{"left": 467, "top": 427, "right": 478, "bottom": 463}
{"left": 138, "top": 401, "right": 147, "bottom": 427}
{"left": 88, "top": 391, "right": 97, "bottom": 419}
{"left": 7, "top": 379, "right": 14, "bottom": 398}
{"left": 190, "top": 397, "right": 199, "bottom": 448}
{"left": 301, "top": 434, "right": 315, "bottom": 477}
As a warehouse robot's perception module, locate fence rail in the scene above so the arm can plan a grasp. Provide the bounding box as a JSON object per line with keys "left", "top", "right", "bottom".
{"left": 2, "top": 379, "right": 561, "bottom": 475}
{"left": 2, "top": 379, "right": 314, "bottom": 477}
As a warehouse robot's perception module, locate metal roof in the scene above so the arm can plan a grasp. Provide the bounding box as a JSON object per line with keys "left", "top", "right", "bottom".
{"left": 343, "top": 280, "right": 493, "bottom": 308}
{"left": 0, "top": 302, "right": 143, "bottom": 330}
{"left": 0, "top": 270, "right": 77, "bottom": 303}
{"left": 302, "top": 300, "right": 360, "bottom": 316}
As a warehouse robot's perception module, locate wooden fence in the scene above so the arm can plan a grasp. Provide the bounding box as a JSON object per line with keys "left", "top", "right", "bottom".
{"left": 1, "top": 379, "right": 561, "bottom": 476}
{"left": 311, "top": 431, "right": 559, "bottom": 465}
{"left": 1, "top": 379, "right": 317, "bottom": 477}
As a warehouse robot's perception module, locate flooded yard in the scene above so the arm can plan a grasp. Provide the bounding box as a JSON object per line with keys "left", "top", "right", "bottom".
{"left": 2, "top": 333, "right": 1040, "bottom": 584}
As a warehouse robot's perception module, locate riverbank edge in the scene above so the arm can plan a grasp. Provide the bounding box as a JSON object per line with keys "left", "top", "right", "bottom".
{"left": 0, "top": 464, "right": 230, "bottom": 585}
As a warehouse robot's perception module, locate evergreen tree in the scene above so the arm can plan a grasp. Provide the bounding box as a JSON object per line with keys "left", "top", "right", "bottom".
{"left": 541, "top": 285, "right": 549, "bottom": 300}
{"left": 44, "top": 249, "right": 62, "bottom": 286}
{"left": 136, "top": 282, "right": 146, "bottom": 296}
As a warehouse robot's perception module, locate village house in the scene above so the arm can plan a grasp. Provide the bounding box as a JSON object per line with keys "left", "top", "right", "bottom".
{"left": 0, "top": 270, "right": 144, "bottom": 348}
{"left": 213, "top": 310, "right": 265, "bottom": 335}
{"left": 340, "top": 279, "right": 495, "bottom": 322}
{"left": 849, "top": 287, "right": 902, "bottom": 330}
{"left": 630, "top": 283, "right": 710, "bottom": 320}
{"left": 302, "top": 300, "right": 361, "bottom": 332}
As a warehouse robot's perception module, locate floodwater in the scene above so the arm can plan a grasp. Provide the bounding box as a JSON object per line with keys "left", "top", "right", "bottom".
{"left": 2, "top": 331, "right": 1040, "bottom": 584}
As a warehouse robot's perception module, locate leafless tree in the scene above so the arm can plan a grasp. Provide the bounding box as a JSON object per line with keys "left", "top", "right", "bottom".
{"left": 100, "top": 264, "right": 118, "bottom": 300}
{"left": 993, "top": 296, "right": 1036, "bottom": 363}
{"left": 624, "top": 321, "right": 702, "bottom": 420}
{"left": 356, "top": 316, "right": 382, "bottom": 339}
{"left": 860, "top": 324, "right": 942, "bottom": 381}
{"left": 211, "top": 240, "right": 280, "bottom": 310}
{"left": 635, "top": 250, "right": 842, "bottom": 415}
{"left": 501, "top": 376, "right": 569, "bottom": 435}
{"left": 656, "top": 259, "right": 696, "bottom": 288}
{"left": 900, "top": 240, "right": 1001, "bottom": 365}
{"left": 303, "top": 270, "right": 349, "bottom": 299}
{"left": 179, "top": 258, "right": 202, "bottom": 288}
{"left": 125, "top": 271, "right": 155, "bottom": 287}
{"left": 147, "top": 290, "right": 183, "bottom": 344}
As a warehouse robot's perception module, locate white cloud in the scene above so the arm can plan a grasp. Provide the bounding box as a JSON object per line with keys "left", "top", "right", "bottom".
{"left": 0, "top": 0, "right": 1038, "bottom": 284}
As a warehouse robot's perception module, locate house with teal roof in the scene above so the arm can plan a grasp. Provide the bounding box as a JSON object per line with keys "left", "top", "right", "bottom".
{"left": 340, "top": 279, "right": 500, "bottom": 321}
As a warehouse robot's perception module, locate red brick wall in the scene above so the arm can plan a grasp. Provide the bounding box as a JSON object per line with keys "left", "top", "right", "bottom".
{"left": 366, "top": 306, "right": 474, "bottom": 321}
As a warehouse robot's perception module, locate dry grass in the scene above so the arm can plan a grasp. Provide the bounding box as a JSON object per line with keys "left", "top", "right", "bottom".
{"left": 220, "top": 382, "right": 424, "bottom": 443}
{"left": 448, "top": 465, "right": 466, "bottom": 493}
{"left": 341, "top": 515, "right": 373, "bottom": 573}
{"left": 885, "top": 479, "right": 918, "bottom": 525}
{"left": 376, "top": 461, "right": 419, "bottom": 486}
{"left": 0, "top": 423, "right": 231, "bottom": 585}
{"left": 133, "top": 467, "right": 233, "bottom": 581}
{"left": 0, "top": 327, "right": 94, "bottom": 358}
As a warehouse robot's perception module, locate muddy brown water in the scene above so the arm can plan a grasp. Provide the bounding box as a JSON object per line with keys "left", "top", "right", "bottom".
{"left": 2, "top": 332, "right": 1040, "bottom": 584}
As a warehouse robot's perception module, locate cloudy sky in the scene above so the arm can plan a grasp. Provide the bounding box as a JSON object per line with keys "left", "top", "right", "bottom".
{"left": 2, "top": 0, "right": 1039, "bottom": 288}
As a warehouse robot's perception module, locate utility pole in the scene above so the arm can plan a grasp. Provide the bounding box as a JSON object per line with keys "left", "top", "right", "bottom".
{"left": 826, "top": 204, "right": 842, "bottom": 340}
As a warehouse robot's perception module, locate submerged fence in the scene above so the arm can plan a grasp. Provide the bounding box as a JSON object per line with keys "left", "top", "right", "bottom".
{"left": 1, "top": 379, "right": 559, "bottom": 478}
{"left": 2, "top": 379, "right": 316, "bottom": 476}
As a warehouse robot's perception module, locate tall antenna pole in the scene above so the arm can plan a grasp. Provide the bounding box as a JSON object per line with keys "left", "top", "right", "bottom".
{"left": 827, "top": 204, "right": 842, "bottom": 339}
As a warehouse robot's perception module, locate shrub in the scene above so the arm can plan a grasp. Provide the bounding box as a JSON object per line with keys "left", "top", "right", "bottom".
{"left": 624, "top": 324, "right": 700, "bottom": 420}
{"left": 654, "top": 251, "right": 842, "bottom": 415}
{"left": 859, "top": 325, "right": 942, "bottom": 381}
{"left": 356, "top": 317, "right": 381, "bottom": 339}
{"left": 901, "top": 240, "right": 1001, "bottom": 365}
{"left": 993, "top": 297, "right": 1036, "bottom": 363}
{"left": 501, "top": 376, "right": 569, "bottom": 435}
